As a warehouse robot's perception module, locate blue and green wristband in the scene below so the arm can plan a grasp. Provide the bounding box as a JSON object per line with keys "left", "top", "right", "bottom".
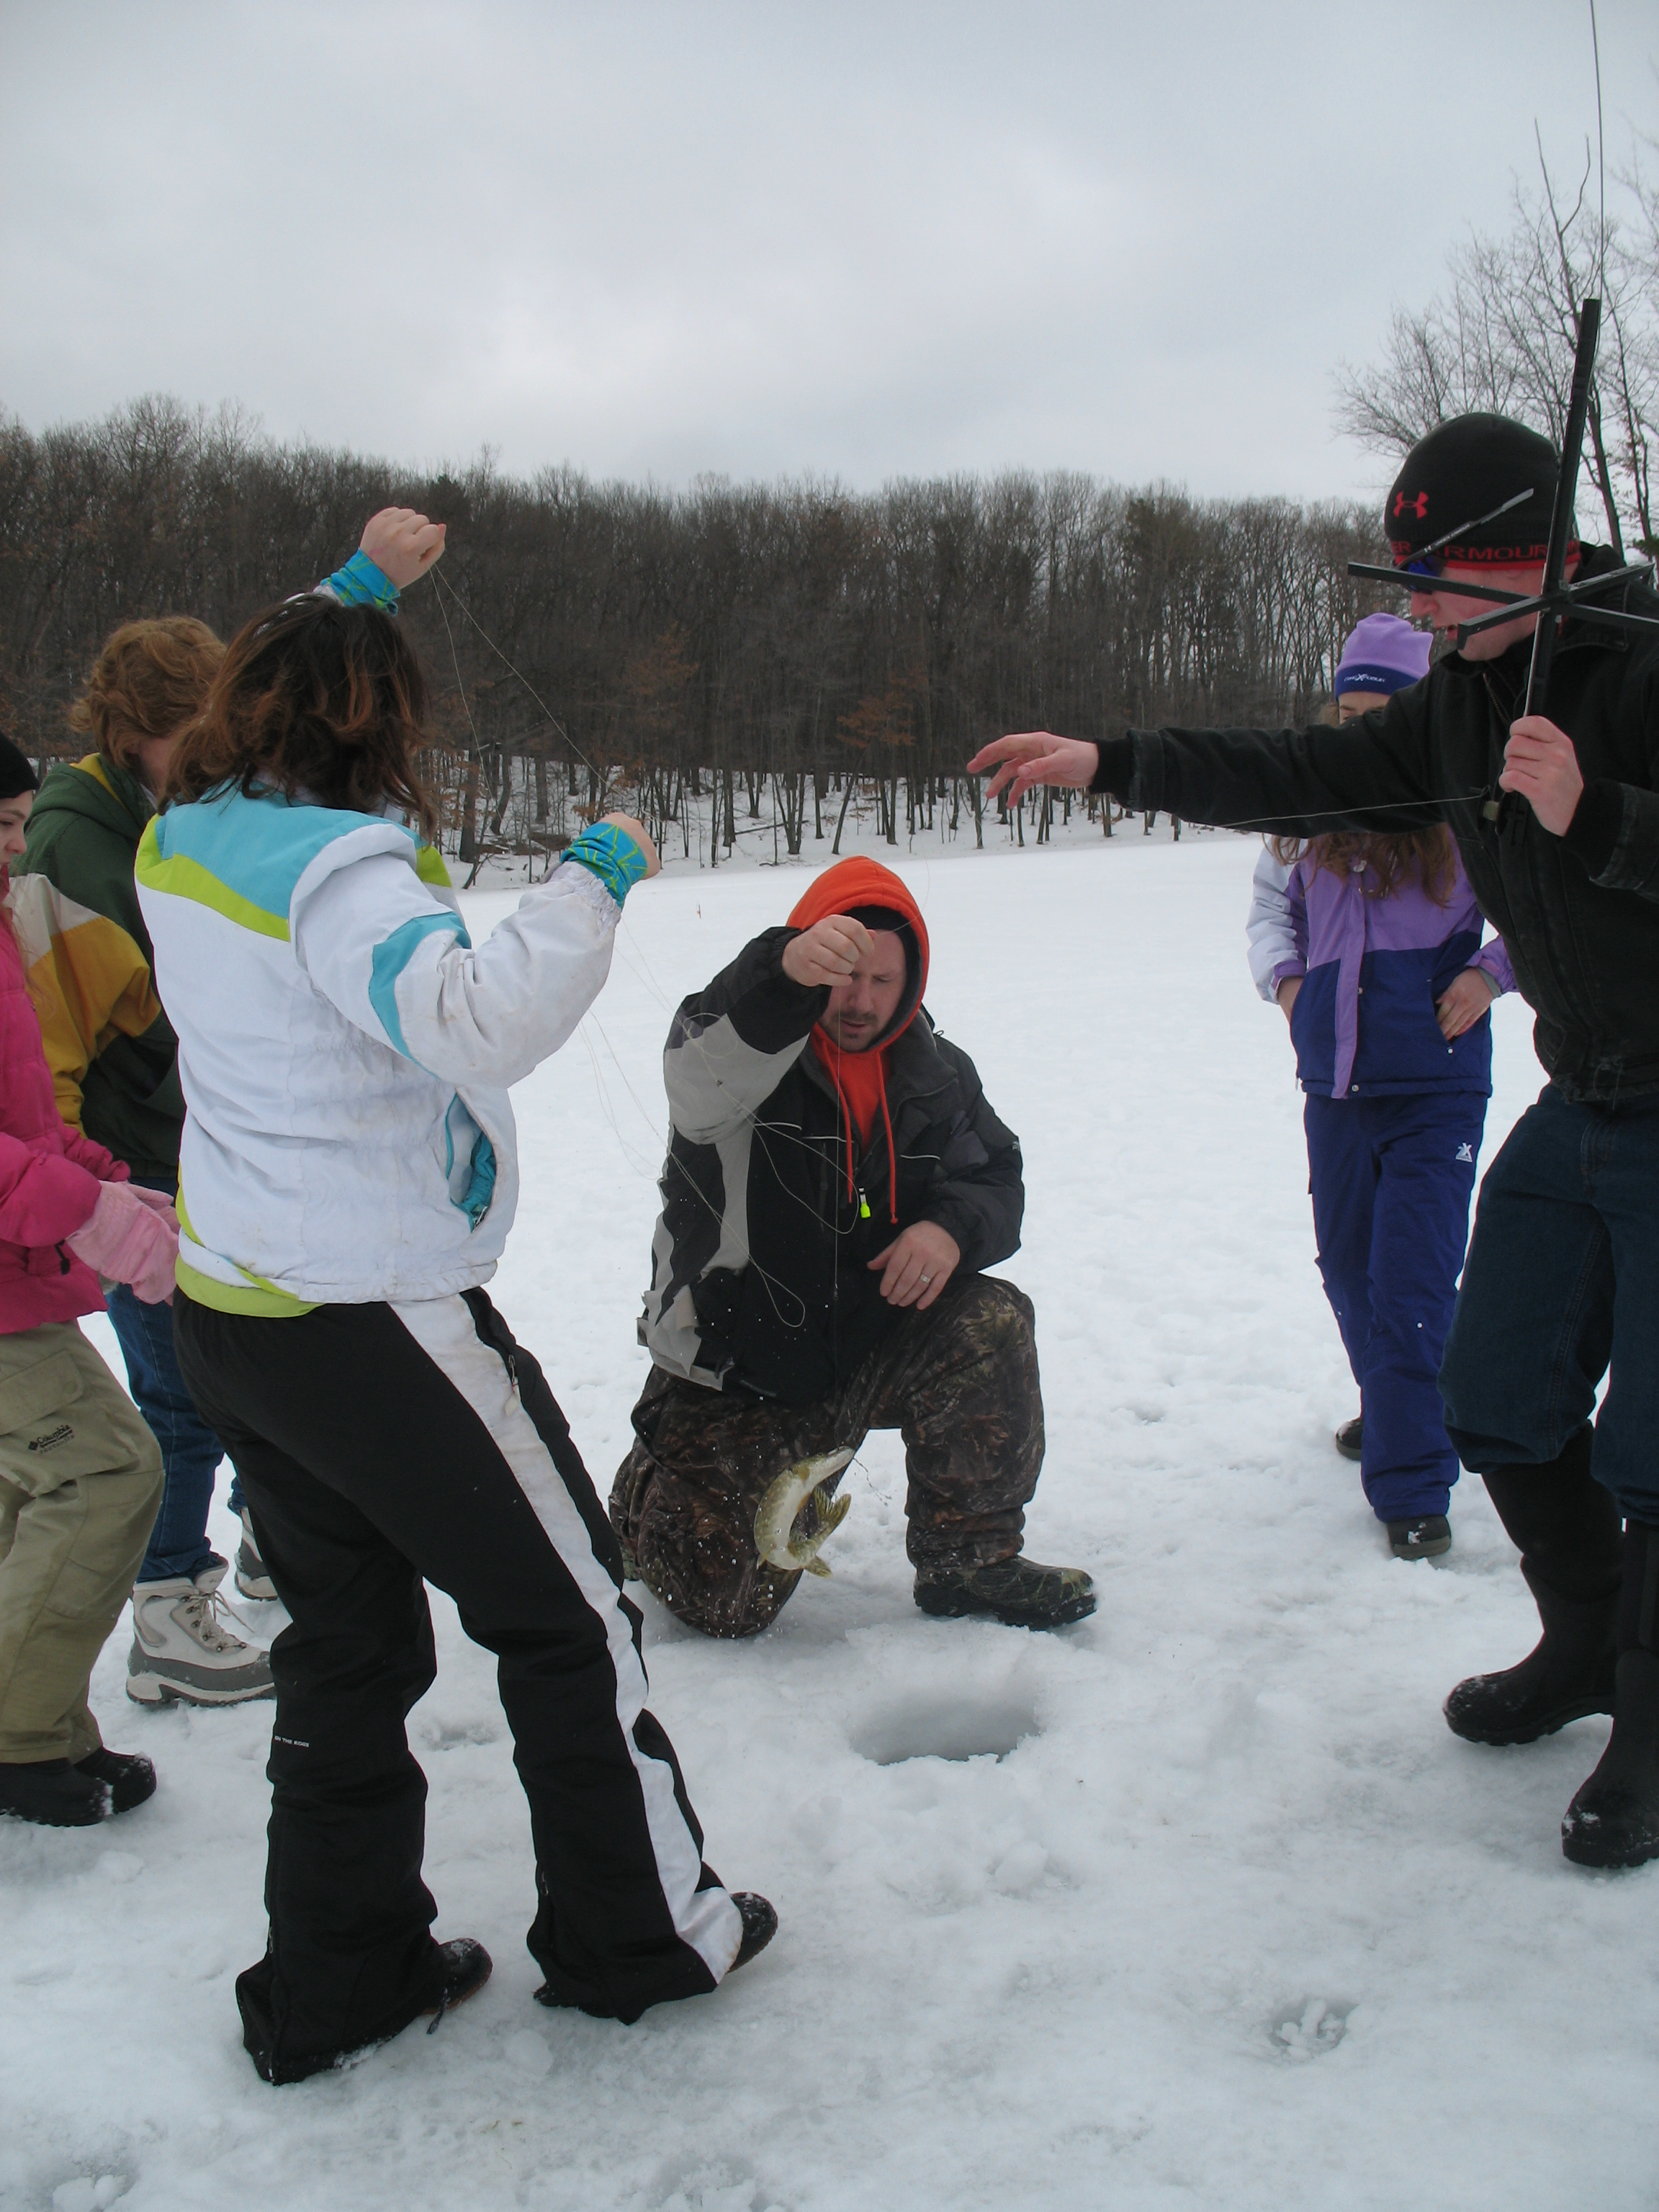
{"left": 562, "top": 822, "right": 649, "bottom": 907}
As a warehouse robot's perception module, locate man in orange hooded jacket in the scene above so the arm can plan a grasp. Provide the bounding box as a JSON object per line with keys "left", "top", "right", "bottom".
{"left": 611, "top": 857, "right": 1094, "bottom": 1635}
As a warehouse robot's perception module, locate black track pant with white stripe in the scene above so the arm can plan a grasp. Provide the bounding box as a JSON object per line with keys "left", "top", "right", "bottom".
{"left": 174, "top": 1285, "right": 740, "bottom": 2080}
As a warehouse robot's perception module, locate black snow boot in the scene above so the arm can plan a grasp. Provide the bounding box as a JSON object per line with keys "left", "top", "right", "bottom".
{"left": 74, "top": 1747, "right": 156, "bottom": 1814}
{"left": 1562, "top": 1521, "right": 1659, "bottom": 1870}
{"left": 1388, "top": 1514, "right": 1452, "bottom": 1560}
{"left": 1444, "top": 1431, "right": 1622, "bottom": 1746}
{"left": 0, "top": 1758, "right": 113, "bottom": 1827}
{"left": 914, "top": 1555, "right": 1096, "bottom": 1629}
{"left": 731, "top": 1891, "right": 778, "bottom": 1970}
{"left": 1334, "top": 1417, "right": 1362, "bottom": 1462}
{"left": 239, "top": 1935, "right": 491, "bottom": 2084}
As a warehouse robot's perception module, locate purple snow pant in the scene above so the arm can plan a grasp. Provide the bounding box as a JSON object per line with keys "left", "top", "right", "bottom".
{"left": 1305, "top": 1090, "right": 1485, "bottom": 1521}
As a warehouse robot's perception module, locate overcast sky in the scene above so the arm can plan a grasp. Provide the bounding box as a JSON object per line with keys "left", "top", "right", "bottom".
{"left": 1, "top": 1, "right": 1653, "bottom": 509}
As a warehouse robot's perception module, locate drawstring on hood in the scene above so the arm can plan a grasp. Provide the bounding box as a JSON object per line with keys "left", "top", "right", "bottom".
{"left": 786, "top": 858, "right": 930, "bottom": 1223}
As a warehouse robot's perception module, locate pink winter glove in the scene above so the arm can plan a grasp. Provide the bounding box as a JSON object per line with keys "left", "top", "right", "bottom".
{"left": 66, "top": 1181, "right": 179, "bottom": 1305}
{"left": 126, "top": 1184, "right": 180, "bottom": 1233}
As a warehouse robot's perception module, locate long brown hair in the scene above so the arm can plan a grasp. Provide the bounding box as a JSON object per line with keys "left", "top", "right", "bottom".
{"left": 1269, "top": 826, "right": 1459, "bottom": 904}
{"left": 166, "top": 595, "right": 438, "bottom": 840}
{"left": 70, "top": 617, "right": 225, "bottom": 774}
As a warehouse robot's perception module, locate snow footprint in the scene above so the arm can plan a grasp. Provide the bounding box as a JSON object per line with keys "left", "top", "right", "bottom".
{"left": 1266, "top": 1997, "right": 1354, "bottom": 2060}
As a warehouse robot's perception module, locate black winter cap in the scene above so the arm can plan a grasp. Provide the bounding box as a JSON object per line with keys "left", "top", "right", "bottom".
{"left": 0, "top": 732, "right": 38, "bottom": 801}
{"left": 1386, "top": 414, "right": 1572, "bottom": 568}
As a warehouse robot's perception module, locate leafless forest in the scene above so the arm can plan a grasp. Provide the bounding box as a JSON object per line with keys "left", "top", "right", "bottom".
{"left": 0, "top": 397, "right": 1391, "bottom": 868}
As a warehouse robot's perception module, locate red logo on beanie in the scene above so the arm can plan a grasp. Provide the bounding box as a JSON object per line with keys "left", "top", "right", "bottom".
{"left": 1393, "top": 490, "right": 1429, "bottom": 521}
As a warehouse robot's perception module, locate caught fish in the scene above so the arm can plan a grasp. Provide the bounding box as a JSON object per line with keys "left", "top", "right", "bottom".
{"left": 753, "top": 1447, "right": 855, "bottom": 1578}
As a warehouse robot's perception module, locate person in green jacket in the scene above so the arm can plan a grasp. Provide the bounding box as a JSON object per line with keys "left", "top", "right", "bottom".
{"left": 23, "top": 615, "right": 276, "bottom": 1706}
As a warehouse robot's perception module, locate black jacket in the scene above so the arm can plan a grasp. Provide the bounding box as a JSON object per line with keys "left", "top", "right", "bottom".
{"left": 1094, "top": 547, "right": 1659, "bottom": 1103}
{"left": 639, "top": 925, "right": 1025, "bottom": 1403}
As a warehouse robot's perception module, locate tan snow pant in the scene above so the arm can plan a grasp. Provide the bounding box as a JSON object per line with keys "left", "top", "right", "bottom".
{"left": 0, "top": 1322, "right": 163, "bottom": 1763}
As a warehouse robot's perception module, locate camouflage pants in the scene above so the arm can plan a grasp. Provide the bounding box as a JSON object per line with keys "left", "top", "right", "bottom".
{"left": 609, "top": 1274, "right": 1043, "bottom": 1638}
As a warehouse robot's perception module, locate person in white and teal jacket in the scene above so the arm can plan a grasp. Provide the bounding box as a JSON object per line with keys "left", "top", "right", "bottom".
{"left": 136, "top": 534, "right": 774, "bottom": 2085}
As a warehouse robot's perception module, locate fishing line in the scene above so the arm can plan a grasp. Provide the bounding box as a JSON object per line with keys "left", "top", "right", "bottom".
{"left": 431, "top": 567, "right": 599, "bottom": 787}
{"left": 1590, "top": 0, "right": 1606, "bottom": 299}
{"left": 431, "top": 577, "right": 488, "bottom": 774}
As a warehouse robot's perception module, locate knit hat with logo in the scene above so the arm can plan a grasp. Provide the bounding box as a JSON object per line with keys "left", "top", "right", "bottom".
{"left": 1333, "top": 613, "right": 1431, "bottom": 698}
{"left": 1386, "top": 413, "right": 1572, "bottom": 568}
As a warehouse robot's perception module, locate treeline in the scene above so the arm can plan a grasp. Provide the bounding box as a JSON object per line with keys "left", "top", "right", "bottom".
{"left": 0, "top": 395, "right": 1391, "bottom": 865}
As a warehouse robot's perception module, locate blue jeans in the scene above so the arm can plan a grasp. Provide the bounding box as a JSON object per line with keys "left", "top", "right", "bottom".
{"left": 104, "top": 1282, "right": 245, "bottom": 1585}
{"left": 1441, "top": 1084, "right": 1659, "bottom": 1521}
{"left": 1305, "top": 1090, "right": 1485, "bottom": 1521}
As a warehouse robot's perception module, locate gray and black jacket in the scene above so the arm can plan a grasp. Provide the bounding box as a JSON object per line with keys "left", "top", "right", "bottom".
{"left": 640, "top": 926, "right": 1024, "bottom": 1403}
{"left": 1093, "top": 546, "right": 1659, "bottom": 1103}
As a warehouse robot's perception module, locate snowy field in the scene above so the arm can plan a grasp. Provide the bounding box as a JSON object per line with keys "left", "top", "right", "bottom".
{"left": 6, "top": 830, "right": 1656, "bottom": 2212}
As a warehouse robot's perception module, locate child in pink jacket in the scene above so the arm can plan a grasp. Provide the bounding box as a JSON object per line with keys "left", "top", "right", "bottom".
{"left": 0, "top": 730, "right": 179, "bottom": 1827}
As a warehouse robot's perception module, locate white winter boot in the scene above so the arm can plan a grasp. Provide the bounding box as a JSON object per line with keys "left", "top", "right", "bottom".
{"left": 127, "top": 1561, "right": 275, "bottom": 1705}
{"left": 234, "top": 1508, "right": 276, "bottom": 1601}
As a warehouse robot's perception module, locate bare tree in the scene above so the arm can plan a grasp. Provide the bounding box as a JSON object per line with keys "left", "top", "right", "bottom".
{"left": 1335, "top": 126, "right": 1658, "bottom": 554}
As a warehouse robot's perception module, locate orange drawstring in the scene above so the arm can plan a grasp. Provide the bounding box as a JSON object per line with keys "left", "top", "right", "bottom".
{"left": 822, "top": 1048, "right": 897, "bottom": 1223}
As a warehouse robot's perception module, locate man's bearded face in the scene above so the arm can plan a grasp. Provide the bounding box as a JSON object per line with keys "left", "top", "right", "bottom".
{"left": 819, "top": 929, "right": 907, "bottom": 1051}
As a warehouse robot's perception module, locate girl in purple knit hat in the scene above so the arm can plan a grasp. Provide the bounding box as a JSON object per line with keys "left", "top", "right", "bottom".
{"left": 1246, "top": 612, "right": 1514, "bottom": 1559}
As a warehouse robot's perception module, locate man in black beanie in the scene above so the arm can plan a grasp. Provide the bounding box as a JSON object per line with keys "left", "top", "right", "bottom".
{"left": 969, "top": 410, "right": 1659, "bottom": 1871}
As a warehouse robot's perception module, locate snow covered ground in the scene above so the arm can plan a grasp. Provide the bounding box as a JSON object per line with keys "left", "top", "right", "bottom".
{"left": 6, "top": 831, "right": 1656, "bottom": 2212}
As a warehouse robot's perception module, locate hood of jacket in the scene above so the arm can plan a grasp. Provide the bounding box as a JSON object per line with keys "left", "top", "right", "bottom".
{"left": 28, "top": 755, "right": 155, "bottom": 850}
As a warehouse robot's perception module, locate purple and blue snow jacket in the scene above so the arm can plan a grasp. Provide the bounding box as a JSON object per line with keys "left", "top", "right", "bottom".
{"left": 1246, "top": 844, "right": 1514, "bottom": 1100}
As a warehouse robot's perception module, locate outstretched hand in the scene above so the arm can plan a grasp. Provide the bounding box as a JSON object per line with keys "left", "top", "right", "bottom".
{"left": 966, "top": 732, "right": 1101, "bottom": 809}
{"left": 782, "top": 914, "right": 873, "bottom": 990}
{"left": 359, "top": 507, "right": 447, "bottom": 589}
{"left": 868, "top": 1221, "right": 960, "bottom": 1309}
{"left": 1499, "top": 716, "right": 1584, "bottom": 836}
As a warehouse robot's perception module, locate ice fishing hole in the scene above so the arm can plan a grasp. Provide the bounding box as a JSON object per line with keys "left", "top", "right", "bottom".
{"left": 852, "top": 1690, "right": 1040, "bottom": 1766}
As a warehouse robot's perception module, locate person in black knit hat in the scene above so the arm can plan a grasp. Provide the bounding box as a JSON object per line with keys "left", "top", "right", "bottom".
{"left": 970, "top": 409, "right": 1659, "bottom": 1873}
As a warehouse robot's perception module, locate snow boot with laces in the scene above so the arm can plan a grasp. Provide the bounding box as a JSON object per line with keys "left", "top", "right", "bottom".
{"left": 1444, "top": 1433, "right": 1622, "bottom": 1746}
{"left": 234, "top": 1509, "right": 277, "bottom": 1601}
{"left": 1562, "top": 1521, "right": 1659, "bottom": 1870}
{"left": 127, "top": 1559, "right": 274, "bottom": 1705}
{"left": 914, "top": 1555, "right": 1096, "bottom": 1629}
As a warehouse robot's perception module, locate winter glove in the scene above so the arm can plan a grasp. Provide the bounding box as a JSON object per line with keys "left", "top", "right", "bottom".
{"left": 125, "top": 1184, "right": 180, "bottom": 1233}
{"left": 561, "top": 821, "right": 650, "bottom": 907}
{"left": 66, "top": 1181, "right": 179, "bottom": 1305}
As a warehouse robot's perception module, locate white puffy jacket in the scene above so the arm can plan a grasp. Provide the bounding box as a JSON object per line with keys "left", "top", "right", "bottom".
{"left": 136, "top": 786, "right": 619, "bottom": 1313}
